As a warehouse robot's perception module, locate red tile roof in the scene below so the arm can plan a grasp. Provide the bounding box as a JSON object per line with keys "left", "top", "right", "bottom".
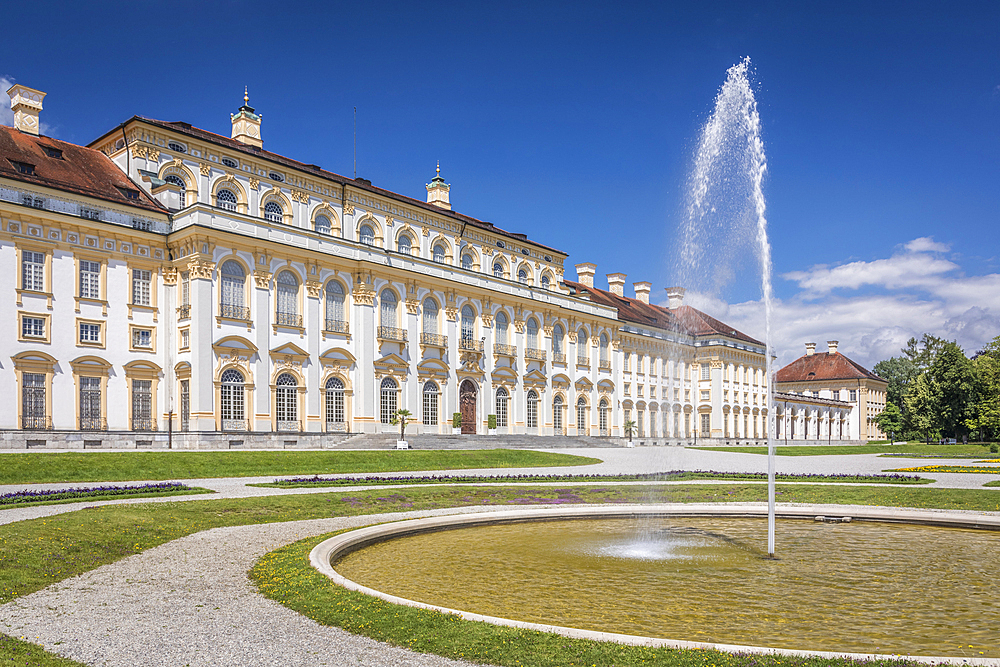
{"left": 563, "top": 280, "right": 763, "bottom": 345}
{"left": 776, "top": 351, "right": 886, "bottom": 383}
{"left": 90, "top": 117, "right": 563, "bottom": 254}
{"left": 0, "top": 126, "right": 164, "bottom": 214}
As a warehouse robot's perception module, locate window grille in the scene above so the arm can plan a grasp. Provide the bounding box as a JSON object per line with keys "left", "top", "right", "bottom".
{"left": 221, "top": 157, "right": 238, "bottom": 169}
{"left": 577, "top": 397, "right": 587, "bottom": 435}
{"left": 527, "top": 319, "right": 538, "bottom": 350}
{"left": 168, "top": 142, "right": 186, "bottom": 153}
{"left": 541, "top": 275, "right": 550, "bottom": 289}
{"left": 79, "top": 260, "right": 100, "bottom": 299}
{"left": 164, "top": 175, "right": 186, "bottom": 207}
{"left": 180, "top": 379, "right": 190, "bottom": 431}
{"left": 397, "top": 235, "right": 412, "bottom": 254}
{"left": 80, "top": 376, "right": 103, "bottom": 430}
{"left": 132, "top": 269, "right": 151, "bottom": 306}
{"left": 217, "top": 188, "right": 238, "bottom": 211}
{"left": 276, "top": 271, "right": 298, "bottom": 320}
{"left": 422, "top": 381, "right": 439, "bottom": 425}
{"left": 264, "top": 201, "right": 283, "bottom": 222}
{"left": 220, "top": 260, "right": 246, "bottom": 316}
{"left": 423, "top": 299, "right": 438, "bottom": 334}
{"left": 461, "top": 254, "right": 473, "bottom": 270}
{"left": 380, "top": 377, "right": 398, "bottom": 424}
{"left": 22, "top": 317, "right": 44, "bottom": 338}
{"left": 526, "top": 390, "right": 538, "bottom": 428}
{"left": 325, "top": 377, "right": 345, "bottom": 427}
{"left": 380, "top": 290, "right": 397, "bottom": 329}
{"left": 275, "top": 373, "right": 298, "bottom": 430}
{"left": 495, "top": 387, "right": 509, "bottom": 427}
{"left": 493, "top": 263, "right": 504, "bottom": 278}
{"left": 494, "top": 312, "right": 508, "bottom": 344}
{"left": 325, "top": 281, "right": 345, "bottom": 327}
{"left": 22, "top": 373, "right": 46, "bottom": 429}
{"left": 22, "top": 251, "right": 44, "bottom": 291}
{"left": 552, "top": 324, "right": 564, "bottom": 355}
{"left": 315, "top": 214, "right": 331, "bottom": 235}
{"left": 461, "top": 305, "right": 475, "bottom": 341}
{"left": 359, "top": 224, "right": 375, "bottom": 245}
{"left": 553, "top": 395, "right": 564, "bottom": 433}
{"left": 132, "top": 379, "right": 154, "bottom": 430}
{"left": 433, "top": 245, "right": 445, "bottom": 263}
{"left": 221, "top": 369, "right": 245, "bottom": 429}
{"left": 518, "top": 269, "right": 528, "bottom": 284}
{"left": 599, "top": 399, "right": 609, "bottom": 435}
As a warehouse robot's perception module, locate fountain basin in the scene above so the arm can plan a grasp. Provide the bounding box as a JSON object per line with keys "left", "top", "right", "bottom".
{"left": 310, "top": 505, "right": 1000, "bottom": 665}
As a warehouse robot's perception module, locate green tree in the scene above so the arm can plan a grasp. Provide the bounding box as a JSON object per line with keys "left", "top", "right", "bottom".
{"left": 623, "top": 419, "right": 637, "bottom": 443}
{"left": 967, "top": 335, "right": 1000, "bottom": 441}
{"left": 390, "top": 409, "right": 413, "bottom": 441}
{"left": 873, "top": 356, "right": 919, "bottom": 434}
{"left": 927, "top": 341, "right": 974, "bottom": 438}
{"left": 904, "top": 372, "right": 937, "bottom": 441}
{"left": 902, "top": 333, "right": 947, "bottom": 371}
{"left": 874, "top": 401, "right": 904, "bottom": 442}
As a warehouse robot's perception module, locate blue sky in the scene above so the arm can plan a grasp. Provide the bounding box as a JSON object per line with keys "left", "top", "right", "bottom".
{"left": 2, "top": 0, "right": 998, "bottom": 368}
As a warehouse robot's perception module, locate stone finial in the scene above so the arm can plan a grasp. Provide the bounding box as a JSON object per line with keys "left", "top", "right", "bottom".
{"left": 606, "top": 273, "right": 627, "bottom": 296}
{"left": 7, "top": 84, "right": 46, "bottom": 136}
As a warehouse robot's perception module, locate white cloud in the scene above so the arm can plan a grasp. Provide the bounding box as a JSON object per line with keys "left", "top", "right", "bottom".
{"left": 905, "top": 236, "right": 951, "bottom": 253}
{"left": 662, "top": 237, "right": 1000, "bottom": 370}
{"left": 0, "top": 76, "right": 14, "bottom": 127}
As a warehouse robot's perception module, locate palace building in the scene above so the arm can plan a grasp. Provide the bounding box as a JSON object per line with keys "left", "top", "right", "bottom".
{"left": 1, "top": 84, "right": 798, "bottom": 448}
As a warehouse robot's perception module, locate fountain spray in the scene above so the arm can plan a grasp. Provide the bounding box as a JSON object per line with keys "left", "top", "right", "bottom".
{"left": 680, "top": 57, "right": 777, "bottom": 556}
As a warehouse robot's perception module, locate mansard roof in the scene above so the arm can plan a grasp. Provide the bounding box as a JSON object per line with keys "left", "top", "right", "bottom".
{"left": 91, "top": 116, "right": 564, "bottom": 256}
{"left": 776, "top": 351, "right": 886, "bottom": 384}
{"left": 0, "top": 125, "right": 164, "bottom": 214}
{"left": 563, "top": 279, "right": 763, "bottom": 346}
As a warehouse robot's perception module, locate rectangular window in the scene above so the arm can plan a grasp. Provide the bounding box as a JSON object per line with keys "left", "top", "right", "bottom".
{"left": 132, "top": 269, "right": 151, "bottom": 305}
{"left": 132, "top": 379, "right": 153, "bottom": 430}
{"left": 624, "top": 353, "right": 631, "bottom": 373}
{"left": 701, "top": 413, "right": 711, "bottom": 434}
{"left": 21, "top": 194, "right": 44, "bottom": 208}
{"left": 701, "top": 364, "right": 710, "bottom": 380}
{"left": 22, "top": 372, "right": 47, "bottom": 428}
{"left": 181, "top": 272, "right": 190, "bottom": 306}
{"left": 22, "top": 316, "right": 45, "bottom": 338}
{"left": 422, "top": 390, "right": 438, "bottom": 426}
{"left": 131, "top": 217, "right": 152, "bottom": 231}
{"left": 22, "top": 250, "right": 45, "bottom": 291}
{"left": 132, "top": 328, "right": 152, "bottom": 349}
{"left": 700, "top": 390, "right": 710, "bottom": 401}
{"left": 79, "top": 260, "right": 100, "bottom": 299}
{"left": 80, "top": 322, "right": 101, "bottom": 343}
{"left": 80, "top": 376, "right": 102, "bottom": 430}
{"left": 180, "top": 328, "right": 190, "bottom": 349}
{"left": 10, "top": 160, "right": 35, "bottom": 175}
{"left": 180, "top": 379, "right": 190, "bottom": 431}
{"left": 849, "top": 389, "right": 858, "bottom": 402}
{"left": 81, "top": 208, "right": 101, "bottom": 221}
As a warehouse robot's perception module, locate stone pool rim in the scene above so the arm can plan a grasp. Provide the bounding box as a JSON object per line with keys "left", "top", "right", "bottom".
{"left": 309, "top": 503, "right": 1000, "bottom": 667}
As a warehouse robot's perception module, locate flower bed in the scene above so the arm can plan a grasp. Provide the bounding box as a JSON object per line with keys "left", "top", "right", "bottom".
{"left": 0, "top": 482, "right": 210, "bottom": 506}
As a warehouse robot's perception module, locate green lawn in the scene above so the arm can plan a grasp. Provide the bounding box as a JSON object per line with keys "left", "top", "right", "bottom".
{"left": 0, "top": 449, "right": 600, "bottom": 485}
{"left": 3, "top": 483, "right": 999, "bottom": 666}
{"left": 690, "top": 443, "right": 997, "bottom": 457}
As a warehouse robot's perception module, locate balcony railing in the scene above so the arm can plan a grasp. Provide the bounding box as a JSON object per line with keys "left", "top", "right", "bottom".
{"left": 131, "top": 418, "right": 158, "bottom": 432}
{"left": 21, "top": 415, "right": 52, "bottom": 430}
{"left": 222, "top": 419, "right": 248, "bottom": 431}
{"left": 577, "top": 355, "right": 590, "bottom": 366}
{"left": 326, "top": 421, "right": 349, "bottom": 433}
{"left": 493, "top": 343, "right": 517, "bottom": 357}
{"left": 220, "top": 303, "right": 251, "bottom": 321}
{"left": 378, "top": 326, "right": 407, "bottom": 342}
{"left": 459, "top": 338, "right": 483, "bottom": 352}
{"left": 276, "top": 311, "right": 303, "bottom": 327}
{"left": 325, "top": 319, "right": 350, "bottom": 334}
{"left": 80, "top": 416, "right": 107, "bottom": 431}
{"left": 277, "top": 420, "right": 301, "bottom": 432}
{"left": 420, "top": 332, "right": 448, "bottom": 347}
{"left": 552, "top": 352, "right": 567, "bottom": 364}
{"left": 177, "top": 304, "right": 191, "bottom": 319}
{"left": 525, "top": 347, "right": 546, "bottom": 361}
{"left": 599, "top": 359, "right": 611, "bottom": 371}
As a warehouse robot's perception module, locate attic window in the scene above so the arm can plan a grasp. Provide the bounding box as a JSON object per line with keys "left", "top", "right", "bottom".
{"left": 269, "top": 171, "right": 284, "bottom": 182}
{"left": 167, "top": 142, "right": 187, "bottom": 153}
{"left": 544, "top": 255, "right": 552, "bottom": 262}
{"left": 117, "top": 187, "right": 141, "bottom": 200}
{"left": 221, "top": 157, "right": 238, "bottom": 169}
{"left": 521, "top": 248, "right": 529, "bottom": 255}
{"left": 496, "top": 240, "right": 505, "bottom": 249}
{"left": 41, "top": 146, "right": 63, "bottom": 159}
{"left": 9, "top": 160, "right": 35, "bottom": 175}
{"left": 807, "top": 372, "right": 815, "bottom": 378}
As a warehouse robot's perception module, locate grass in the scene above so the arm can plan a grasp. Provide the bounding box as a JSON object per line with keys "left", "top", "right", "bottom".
{"left": 984, "top": 480, "right": 1000, "bottom": 487}
{"left": 885, "top": 464, "right": 1000, "bottom": 474}
{"left": 691, "top": 443, "right": 997, "bottom": 457}
{"left": 253, "top": 470, "right": 931, "bottom": 488}
{"left": 0, "top": 482, "right": 212, "bottom": 507}
{"left": 3, "top": 483, "right": 999, "bottom": 665}
{"left": 0, "top": 449, "right": 600, "bottom": 485}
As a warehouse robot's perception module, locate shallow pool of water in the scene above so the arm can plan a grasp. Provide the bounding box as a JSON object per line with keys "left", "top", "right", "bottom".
{"left": 334, "top": 517, "right": 999, "bottom": 657}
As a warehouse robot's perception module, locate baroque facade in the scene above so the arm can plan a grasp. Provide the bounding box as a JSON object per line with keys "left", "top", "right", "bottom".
{"left": 1, "top": 85, "right": 793, "bottom": 447}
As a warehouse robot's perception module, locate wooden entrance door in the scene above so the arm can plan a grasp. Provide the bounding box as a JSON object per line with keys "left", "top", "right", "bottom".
{"left": 460, "top": 380, "right": 477, "bottom": 434}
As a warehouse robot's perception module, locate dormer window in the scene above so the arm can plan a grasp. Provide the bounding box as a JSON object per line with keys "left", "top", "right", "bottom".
{"left": 41, "top": 146, "right": 63, "bottom": 159}
{"left": 9, "top": 160, "right": 35, "bottom": 175}
{"left": 221, "top": 157, "right": 238, "bottom": 169}
{"left": 167, "top": 142, "right": 187, "bottom": 153}
{"left": 116, "top": 187, "right": 141, "bottom": 200}
{"left": 269, "top": 171, "right": 284, "bottom": 183}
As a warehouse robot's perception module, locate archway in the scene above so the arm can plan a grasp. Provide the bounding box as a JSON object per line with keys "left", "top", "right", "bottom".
{"left": 460, "top": 380, "right": 477, "bottom": 434}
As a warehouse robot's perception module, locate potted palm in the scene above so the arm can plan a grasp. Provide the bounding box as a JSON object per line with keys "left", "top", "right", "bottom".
{"left": 623, "top": 419, "right": 637, "bottom": 447}
{"left": 391, "top": 409, "right": 412, "bottom": 449}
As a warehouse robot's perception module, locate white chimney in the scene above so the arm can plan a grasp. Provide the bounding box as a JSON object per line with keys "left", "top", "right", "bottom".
{"left": 7, "top": 84, "right": 46, "bottom": 136}
{"left": 633, "top": 281, "right": 651, "bottom": 304}
{"left": 805, "top": 342, "right": 817, "bottom": 356}
{"left": 425, "top": 162, "right": 451, "bottom": 210}
{"left": 575, "top": 262, "right": 596, "bottom": 288}
{"left": 666, "top": 286, "right": 686, "bottom": 309}
{"left": 606, "top": 273, "right": 626, "bottom": 296}
{"left": 827, "top": 340, "right": 839, "bottom": 355}
{"left": 231, "top": 87, "right": 263, "bottom": 148}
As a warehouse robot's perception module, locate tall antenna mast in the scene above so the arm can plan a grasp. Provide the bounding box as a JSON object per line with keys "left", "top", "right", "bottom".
{"left": 353, "top": 106, "right": 357, "bottom": 179}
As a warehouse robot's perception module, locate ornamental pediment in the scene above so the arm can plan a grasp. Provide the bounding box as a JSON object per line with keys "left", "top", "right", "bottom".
{"left": 551, "top": 373, "right": 571, "bottom": 390}
{"left": 574, "top": 377, "right": 594, "bottom": 391}
{"left": 417, "top": 357, "right": 449, "bottom": 382}
{"left": 269, "top": 342, "right": 309, "bottom": 361}
{"left": 374, "top": 353, "right": 408, "bottom": 372}
{"left": 490, "top": 366, "right": 518, "bottom": 385}
{"left": 524, "top": 368, "right": 547, "bottom": 388}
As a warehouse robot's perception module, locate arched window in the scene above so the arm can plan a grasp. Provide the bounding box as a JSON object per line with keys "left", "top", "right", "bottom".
{"left": 275, "top": 373, "right": 298, "bottom": 430}
{"left": 461, "top": 305, "right": 475, "bottom": 341}
{"left": 217, "top": 188, "right": 237, "bottom": 211}
{"left": 220, "top": 369, "right": 245, "bottom": 429}
{"left": 220, "top": 260, "right": 246, "bottom": 318}
{"left": 423, "top": 298, "right": 438, "bottom": 334}
{"left": 164, "top": 175, "right": 186, "bottom": 207}
{"left": 359, "top": 224, "right": 375, "bottom": 246}
{"left": 577, "top": 328, "right": 589, "bottom": 364}
{"left": 264, "top": 200, "right": 283, "bottom": 223}
{"left": 380, "top": 377, "right": 398, "bottom": 424}
{"left": 599, "top": 398, "right": 609, "bottom": 434}
{"left": 577, "top": 396, "right": 588, "bottom": 435}
{"left": 315, "top": 214, "right": 331, "bottom": 235}
{"left": 397, "top": 234, "right": 413, "bottom": 255}
{"left": 275, "top": 271, "right": 299, "bottom": 325}
{"left": 526, "top": 389, "right": 538, "bottom": 428}
{"left": 325, "top": 281, "right": 345, "bottom": 330}
{"left": 461, "top": 253, "right": 473, "bottom": 270}
{"left": 495, "top": 386, "right": 509, "bottom": 427}
{"left": 541, "top": 275, "right": 550, "bottom": 289}
{"left": 422, "top": 381, "right": 439, "bottom": 426}
{"left": 433, "top": 244, "right": 445, "bottom": 263}
{"left": 599, "top": 333, "right": 609, "bottom": 365}
{"left": 552, "top": 324, "right": 564, "bottom": 356}
{"left": 380, "top": 290, "right": 398, "bottom": 329}
{"left": 518, "top": 268, "right": 528, "bottom": 284}
{"left": 493, "top": 262, "right": 504, "bottom": 278}
{"left": 494, "top": 311, "right": 508, "bottom": 345}
{"left": 325, "top": 376, "right": 345, "bottom": 427}
{"left": 527, "top": 318, "right": 538, "bottom": 350}
{"left": 553, "top": 394, "right": 564, "bottom": 433}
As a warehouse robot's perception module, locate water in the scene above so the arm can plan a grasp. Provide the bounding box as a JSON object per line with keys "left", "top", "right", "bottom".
{"left": 335, "top": 518, "right": 1000, "bottom": 657}
{"left": 678, "top": 57, "right": 777, "bottom": 553}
